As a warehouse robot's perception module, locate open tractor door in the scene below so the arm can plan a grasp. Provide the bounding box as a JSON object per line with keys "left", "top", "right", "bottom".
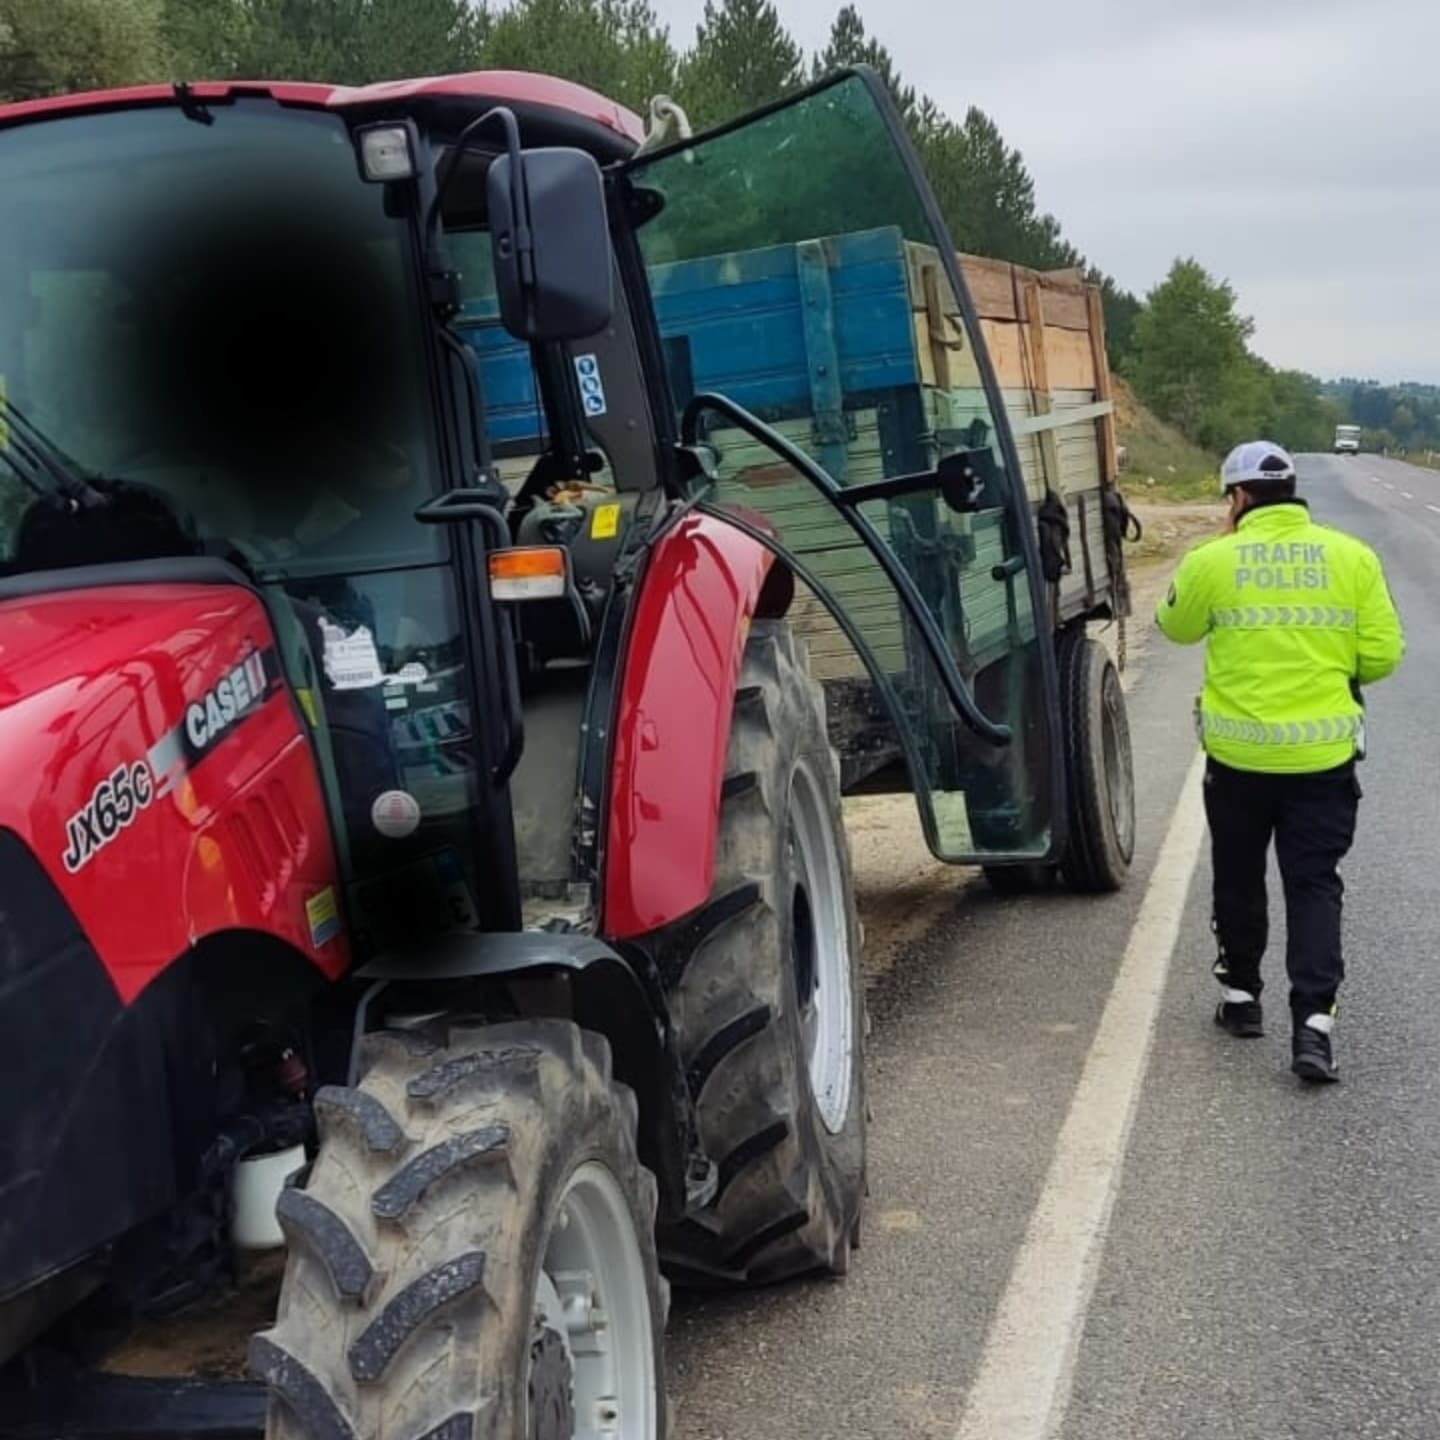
{"left": 617, "top": 72, "right": 1133, "bottom": 889}
{"left": 0, "top": 65, "right": 1131, "bottom": 1440}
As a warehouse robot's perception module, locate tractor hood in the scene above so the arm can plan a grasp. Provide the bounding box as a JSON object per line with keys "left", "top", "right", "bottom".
{"left": 0, "top": 569, "right": 276, "bottom": 889}
{"left": 0, "top": 580, "right": 248, "bottom": 777}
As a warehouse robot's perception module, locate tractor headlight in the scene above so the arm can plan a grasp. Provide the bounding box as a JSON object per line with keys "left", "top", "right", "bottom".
{"left": 357, "top": 123, "right": 418, "bottom": 183}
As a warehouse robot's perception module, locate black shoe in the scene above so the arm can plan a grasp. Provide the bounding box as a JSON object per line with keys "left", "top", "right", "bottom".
{"left": 1214, "top": 998, "right": 1264, "bottom": 1037}
{"left": 1291, "top": 1026, "right": 1340, "bottom": 1084}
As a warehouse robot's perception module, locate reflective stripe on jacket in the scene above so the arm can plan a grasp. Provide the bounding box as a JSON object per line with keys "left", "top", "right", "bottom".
{"left": 1156, "top": 499, "right": 1404, "bottom": 773}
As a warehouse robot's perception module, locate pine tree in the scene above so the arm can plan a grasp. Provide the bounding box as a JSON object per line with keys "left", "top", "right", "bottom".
{"left": 676, "top": 0, "right": 803, "bottom": 127}
{"left": 482, "top": 0, "right": 676, "bottom": 114}
{"left": 919, "top": 105, "right": 1078, "bottom": 269}
{"left": 161, "top": 0, "right": 485, "bottom": 86}
{"left": 812, "top": 5, "right": 916, "bottom": 125}
{"left": 1130, "top": 258, "right": 1260, "bottom": 448}
{"left": 1, "top": 0, "right": 168, "bottom": 100}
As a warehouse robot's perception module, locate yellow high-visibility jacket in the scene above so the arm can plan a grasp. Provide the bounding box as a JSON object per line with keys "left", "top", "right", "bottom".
{"left": 1156, "top": 500, "right": 1404, "bottom": 773}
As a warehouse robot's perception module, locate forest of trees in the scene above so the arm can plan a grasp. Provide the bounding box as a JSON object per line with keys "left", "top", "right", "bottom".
{"left": 0, "top": 0, "right": 1394, "bottom": 459}
{"left": 1127, "top": 259, "right": 1346, "bottom": 457}
{"left": 0, "top": 0, "right": 1141, "bottom": 348}
{"left": 1320, "top": 379, "right": 1440, "bottom": 454}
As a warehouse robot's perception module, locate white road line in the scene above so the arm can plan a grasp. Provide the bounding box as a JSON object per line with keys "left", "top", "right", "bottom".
{"left": 1402, "top": 491, "right": 1415, "bottom": 500}
{"left": 1370, "top": 476, "right": 1382, "bottom": 484}
{"left": 1384, "top": 483, "right": 1396, "bottom": 491}
{"left": 954, "top": 747, "right": 1209, "bottom": 1440}
{"left": 1427, "top": 504, "right": 1440, "bottom": 516}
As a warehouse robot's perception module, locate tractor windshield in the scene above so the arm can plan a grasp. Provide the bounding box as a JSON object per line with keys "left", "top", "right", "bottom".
{"left": 0, "top": 100, "right": 443, "bottom": 579}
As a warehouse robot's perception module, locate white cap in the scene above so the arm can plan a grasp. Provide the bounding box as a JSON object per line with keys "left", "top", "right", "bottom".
{"left": 1220, "top": 440, "right": 1297, "bottom": 492}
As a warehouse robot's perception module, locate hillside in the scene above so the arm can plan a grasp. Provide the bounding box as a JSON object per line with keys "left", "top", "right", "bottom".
{"left": 1112, "top": 376, "right": 1223, "bottom": 576}
{"left": 1114, "top": 376, "right": 1219, "bottom": 503}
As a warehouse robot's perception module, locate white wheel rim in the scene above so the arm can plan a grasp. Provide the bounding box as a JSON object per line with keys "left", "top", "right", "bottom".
{"left": 788, "top": 759, "right": 855, "bottom": 1135}
{"left": 532, "top": 1161, "right": 657, "bottom": 1439}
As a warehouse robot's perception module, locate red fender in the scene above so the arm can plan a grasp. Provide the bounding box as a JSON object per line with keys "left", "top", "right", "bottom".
{"left": 602, "top": 513, "right": 780, "bottom": 938}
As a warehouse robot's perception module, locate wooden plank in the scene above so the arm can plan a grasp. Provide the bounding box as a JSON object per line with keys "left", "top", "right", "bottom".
{"left": 1022, "top": 278, "right": 1063, "bottom": 500}
{"left": 921, "top": 261, "right": 954, "bottom": 392}
{"left": 1008, "top": 400, "right": 1113, "bottom": 437}
{"left": 1052, "top": 387, "right": 1102, "bottom": 409}
{"left": 911, "top": 269, "right": 982, "bottom": 390}
{"left": 979, "top": 320, "right": 1095, "bottom": 391}
{"left": 1086, "top": 286, "right": 1119, "bottom": 483}
{"left": 978, "top": 321, "right": 1026, "bottom": 390}
{"left": 1038, "top": 326, "right": 1098, "bottom": 391}
{"left": 953, "top": 253, "right": 1092, "bottom": 330}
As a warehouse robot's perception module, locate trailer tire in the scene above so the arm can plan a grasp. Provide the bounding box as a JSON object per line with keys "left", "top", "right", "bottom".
{"left": 1057, "top": 631, "right": 1135, "bottom": 893}
{"left": 252, "top": 1019, "right": 668, "bottom": 1440}
{"left": 655, "top": 620, "right": 865, "bottom": 1286}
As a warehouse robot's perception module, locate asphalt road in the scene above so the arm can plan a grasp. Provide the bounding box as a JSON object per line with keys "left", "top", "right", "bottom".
{"left": 667, "top": 452, "right": 1440, "bottom": 1440}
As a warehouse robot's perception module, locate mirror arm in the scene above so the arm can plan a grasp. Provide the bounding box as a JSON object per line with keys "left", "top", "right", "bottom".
{"left": 424, "top": 106, "right": 532, "bottom": 306}
{"left": 435, "top": 329, "right": 505, "bottom": 501}
{"left": 413, "top": 490, "right": 523, "bottom": 781}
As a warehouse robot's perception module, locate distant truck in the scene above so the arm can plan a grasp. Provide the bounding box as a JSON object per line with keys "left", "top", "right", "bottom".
{"left": 1335, "top": 424, "right": 1362, "bottom": 454}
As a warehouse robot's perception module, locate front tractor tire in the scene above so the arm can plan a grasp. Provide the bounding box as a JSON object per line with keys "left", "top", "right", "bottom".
{"left": 655, "top": 620, "right": 866, "bottom": 1286}
{"left": 252, "top": 1020, "right": 668, "bottom": 1440}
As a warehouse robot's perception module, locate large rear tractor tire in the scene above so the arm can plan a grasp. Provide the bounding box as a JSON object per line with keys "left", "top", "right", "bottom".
{"left": 654, "top": 620, "right": 866, "bottom": 1286}
{"left": 1057, "top": 631, "right": 1135, "bottom": 893}
{"left": 251, "top": 1019, "right": 668, "bottom": 1440}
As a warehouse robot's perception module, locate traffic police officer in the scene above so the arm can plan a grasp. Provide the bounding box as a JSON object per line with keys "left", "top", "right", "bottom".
{"left": 1157, "top": 441, "right": 1404, "bottom": 1082}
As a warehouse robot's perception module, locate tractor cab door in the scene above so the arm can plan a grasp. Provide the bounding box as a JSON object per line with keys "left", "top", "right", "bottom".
{"left": 618, "top": 70, "right": 1062, "bottom": 864}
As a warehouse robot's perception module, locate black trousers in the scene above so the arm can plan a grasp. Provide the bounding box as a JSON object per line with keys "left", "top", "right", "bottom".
{"left": 1203, "top": 758, "right": 1361, "bottom": 1022}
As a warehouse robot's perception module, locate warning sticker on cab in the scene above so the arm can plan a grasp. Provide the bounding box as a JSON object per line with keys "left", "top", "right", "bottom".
{"left": 306, "top": 886, "right": 341, "bottom": 947}
{"left": 591, "top": 503, "right": 621, "bottom": 540}
{"left": 574, "top": 354, "right": 607, "bottom": 417}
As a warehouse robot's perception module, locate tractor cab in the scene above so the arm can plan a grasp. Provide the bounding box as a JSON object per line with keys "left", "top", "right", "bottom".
{"left": 0, "top": 78, "right": 654, "bottom": 955}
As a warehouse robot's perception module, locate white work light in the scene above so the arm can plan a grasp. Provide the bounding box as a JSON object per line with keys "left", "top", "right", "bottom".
{"left": 358, "top": 124, "right": 417, "bottom": 182}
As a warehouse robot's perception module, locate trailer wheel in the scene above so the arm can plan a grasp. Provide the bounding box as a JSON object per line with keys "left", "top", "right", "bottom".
{"left": 1057, "top": 631, "right": 1135, "bottom": 893}
{"left": 655, "top": 620, "right": 865, "bottom": 1286}
{"left": 252, "top": 1019, "right": 668, "bottom": 1440}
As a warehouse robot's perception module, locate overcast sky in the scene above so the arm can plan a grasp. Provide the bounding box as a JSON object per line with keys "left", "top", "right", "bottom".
{"left": 654, "top": 0, "right": 1440, "bottom": 384}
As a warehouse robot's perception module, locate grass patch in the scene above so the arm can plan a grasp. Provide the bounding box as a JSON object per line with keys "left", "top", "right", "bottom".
{"left": 1402, "top": 450, "right": 1440, "bottom": 472}
{"left": 1113, "top": 376, "right": 1219, "bottom": 503}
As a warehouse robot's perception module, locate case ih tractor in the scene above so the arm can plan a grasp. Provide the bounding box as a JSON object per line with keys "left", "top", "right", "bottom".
{"left": 0, "top": 66, "right": 1135, "bottom": 1439}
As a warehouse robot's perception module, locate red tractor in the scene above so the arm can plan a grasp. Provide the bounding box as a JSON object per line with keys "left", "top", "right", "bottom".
{"left": 0, "top": 66, "right": 1134, "bottom": 1439}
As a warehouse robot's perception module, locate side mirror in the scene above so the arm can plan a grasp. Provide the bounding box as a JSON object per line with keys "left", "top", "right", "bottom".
{"left": 489, "top": 147, "right": 613, "bottom": 342}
